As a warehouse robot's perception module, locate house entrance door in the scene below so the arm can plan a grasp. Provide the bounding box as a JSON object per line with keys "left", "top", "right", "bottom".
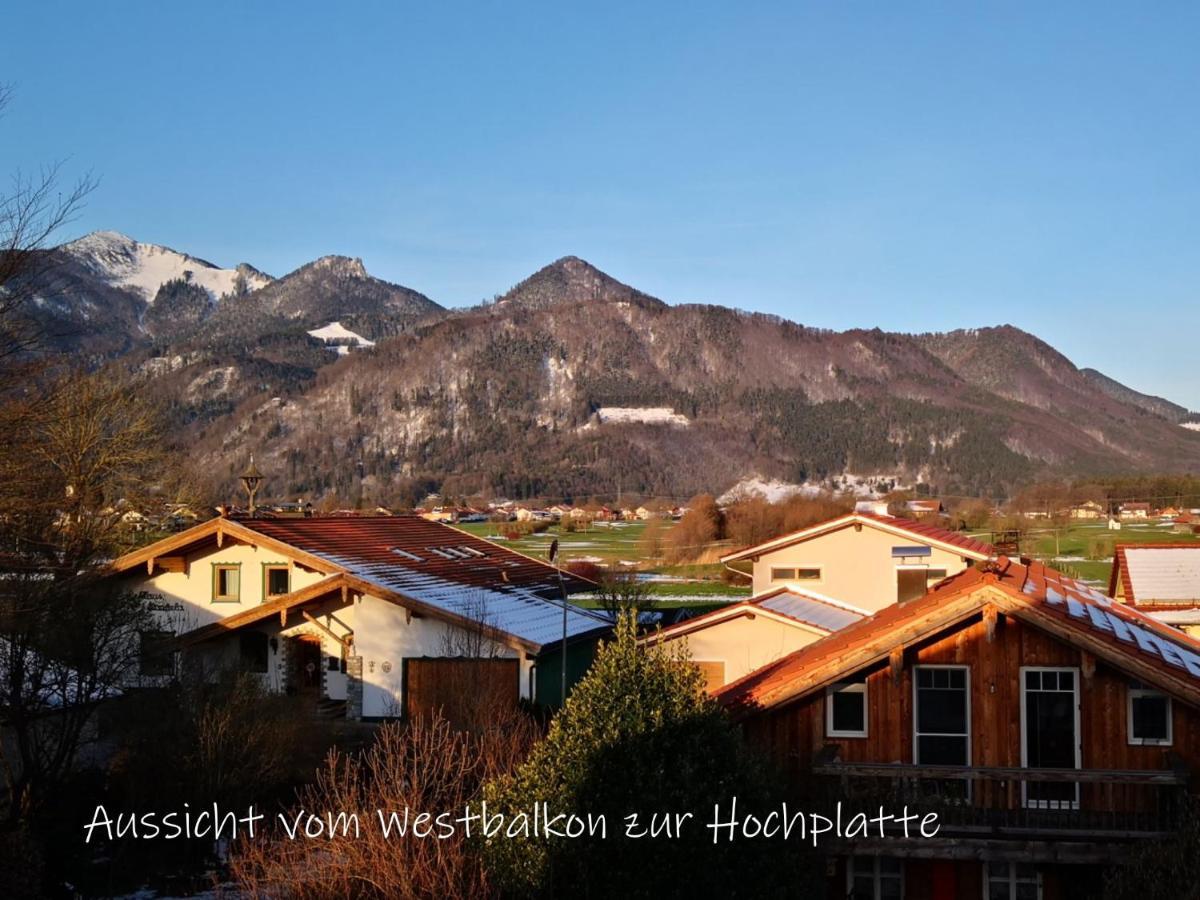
{"left": 287, "top": 635, "right": 323, "bottom": 696}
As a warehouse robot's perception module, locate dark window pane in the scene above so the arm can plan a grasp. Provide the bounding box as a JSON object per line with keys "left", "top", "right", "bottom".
{"left": 1132, "top": 695, "right": 1169, "bottom": 741}
{"left": 267, "top": 567, "right": 290, "bottom": 596}
{"left": 1025, "top": 692, "right": 1074, "bottom": 768}
{"left": 917, "top": 686, "right": 967, "bottom": 735}
{"left": 832, "top": 690, "right": 865, "bottom": 733}
{"left": 917, "top": 735, "right": 968, "bottom": 766}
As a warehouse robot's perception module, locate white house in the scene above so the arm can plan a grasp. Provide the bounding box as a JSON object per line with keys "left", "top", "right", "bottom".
{"left": 104, "top": 515, "right": 608, "bottom": 718}
{"left": 721, "top": 511, "right": 994, "bottom": 611}
{"left": 643, "top": 586, "right": 867, "bottom": 691}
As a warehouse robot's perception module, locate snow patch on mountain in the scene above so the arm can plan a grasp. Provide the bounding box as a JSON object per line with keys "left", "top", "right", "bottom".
{"left": 307, "top": 321, "right": 375, "bottom": 355}
{"left": 596, "top": 407, "right": 689, "bottom": 426}
{"left": 61, "top": 231, "right": 271, "bottom": 302}
{"left": 718, "top": 477, "right": 815, "bottom": 505}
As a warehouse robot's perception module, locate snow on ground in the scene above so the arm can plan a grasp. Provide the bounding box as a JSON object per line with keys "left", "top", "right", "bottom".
{"left": 596, "top": 407, "right": 689, "bottom": 427}
{"left": 62, "top": 231, "right": 270, "bottom": 301}
{"left": 306, "top": 321, "right": 376, "bottom": 355}
{"left": 1183, "top": 422, "right": 1200, "bottom": 432}
{"left": 718, "top": 477, "right": 817, "bottom": 505}
{"left": 719, "top": 472, "right": 910, "bottom": 506}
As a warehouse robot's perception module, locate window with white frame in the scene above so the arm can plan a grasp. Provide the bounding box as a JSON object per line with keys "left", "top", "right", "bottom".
{"left": 826, "top": 676, "right": 868, "bottom": 738}
{"left": 1128, "top": 680, "right": 1172, "bottom": 746}
{"left": 913, "top": 666, "right": 970, "bottom": 765}
{"left": 985, "top": 862, "right": 1041, "bottom": 900}
{"left": 848, "top": 856, "right": 903, "bottom": 900}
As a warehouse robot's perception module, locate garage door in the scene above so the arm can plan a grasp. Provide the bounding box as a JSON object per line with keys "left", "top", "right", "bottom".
{"left": 403, "top": 657, "right": 520, "bottom": 727}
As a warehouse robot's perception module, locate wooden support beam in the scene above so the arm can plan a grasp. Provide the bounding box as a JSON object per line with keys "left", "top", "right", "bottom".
{"left": 889, "top": 645, "right": 904, "bottom": 686}
{"left": 302, "top": 611, "right": 352, "bottom": 649}
{"left": 983, "top": 605, "right": 1000, "bottom": 643}
{"left": 1081, "top": 649, "right": 1096, "bottom": 682}
{"left": 147, "top": 557, "right": 155, "bottom": 575}
{"left": 280, "top": 607, "right": 287, "bottom": 628}
{"left": 157, "top": 556, "right": 187, "bottom": 574}
{"left": 216, "top": 526, "right": 224, "bottom": 548}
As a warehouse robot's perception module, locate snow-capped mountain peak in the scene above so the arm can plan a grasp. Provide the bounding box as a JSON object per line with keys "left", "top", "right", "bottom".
{"left": 60, "top": 231, "right": 272, "bottom": 302}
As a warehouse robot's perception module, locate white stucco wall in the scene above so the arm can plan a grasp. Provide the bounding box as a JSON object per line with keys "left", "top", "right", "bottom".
{"left": 116, "top": 540, "right": 329, "bottom": 633}
{"left": 660, "top": 613, "right": 826, "bottom": 687}
{"left": 352, "top": 595, "right": 532, "bottom": 717}
{"left": 749, "top": 524, "right": 976, "bottom": 610}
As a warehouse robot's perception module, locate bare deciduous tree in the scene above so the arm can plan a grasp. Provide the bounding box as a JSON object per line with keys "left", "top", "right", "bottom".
{"left": 0, "top": 84, "right": 98, "bottom": 375}
{"left": 594, "top": 570, "right": 655, "bottom": 621}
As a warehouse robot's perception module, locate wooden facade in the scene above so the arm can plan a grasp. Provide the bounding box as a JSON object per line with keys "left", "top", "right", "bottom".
{"left": 743, "top": 613, "right": 1200, "bottom": 776}
{"left": 402, "top": 657, "right": 519, "bottom": 726}
{"left": 737, "top": 608, "right": 1198, "bottom": 898}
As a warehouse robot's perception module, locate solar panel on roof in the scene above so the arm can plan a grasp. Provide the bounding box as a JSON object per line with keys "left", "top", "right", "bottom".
{"left": 1107, "top": 613, "right": 1133, "bottom": 643}
{"left": 1085, "top": 605, "right": 1112, "bottom": 631}
{"left": 391, "top": 548, "right": 423, "bottom": 562}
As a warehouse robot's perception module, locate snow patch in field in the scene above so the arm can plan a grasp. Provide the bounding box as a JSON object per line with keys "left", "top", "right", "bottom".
{"left": 596, "top": 406, "right": 689, "bottom": 427}
{"left": 1182, "top": 422, "right": 1200, "bottom": 432}
{"left": 307, "top": 321, "right": 375, "bottom": 355}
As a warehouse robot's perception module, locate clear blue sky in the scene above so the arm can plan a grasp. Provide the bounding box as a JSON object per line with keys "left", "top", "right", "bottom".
{"left": 4, "top": 2, "right": 1199, "bottom": 406}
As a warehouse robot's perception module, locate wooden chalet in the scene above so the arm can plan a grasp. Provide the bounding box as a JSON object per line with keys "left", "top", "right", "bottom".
{"left": 717, "top": 557, "right": 1200, "bottom": 899}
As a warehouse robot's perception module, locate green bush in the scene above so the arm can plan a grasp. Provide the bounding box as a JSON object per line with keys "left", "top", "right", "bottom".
{"left": 481, "top": 614, "right": 809, "bottom": 898}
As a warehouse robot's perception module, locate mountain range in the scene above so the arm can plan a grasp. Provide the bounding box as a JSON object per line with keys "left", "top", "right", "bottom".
{"left": 18, "top": 231, "right": 1200, "bottom": 505}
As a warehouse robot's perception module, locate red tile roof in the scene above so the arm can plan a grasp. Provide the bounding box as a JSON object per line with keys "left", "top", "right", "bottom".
{"left": 238, "top": 515, "right": 591, "bottom": 597}
{"left": 108, "top": 515, "right": 606, "bottom": 652}
{"left": 716, "top": 557, "right": 1200, "bottom": 718}
{"left": 721, "top": 511, "right": 994, "bottom": 563}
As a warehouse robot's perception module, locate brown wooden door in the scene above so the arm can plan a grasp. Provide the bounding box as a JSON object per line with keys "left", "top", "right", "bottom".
{"left": 403, "top": 657, "right": 519, "bottom": 728}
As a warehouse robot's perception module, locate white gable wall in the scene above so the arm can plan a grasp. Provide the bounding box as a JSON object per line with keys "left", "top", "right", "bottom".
{"left": 749, "top": 523, "right": 975, "bottom": 611}
{"left": 116, "top": 539, "right": 329, "bottom": 633}
{"left": 662, "top": 613, "right": 826, "bottom": 688}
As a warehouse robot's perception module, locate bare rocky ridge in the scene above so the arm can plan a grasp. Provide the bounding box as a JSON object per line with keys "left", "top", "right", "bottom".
{"left": 21, "top": 233, "right": 1200, "bottom": 502}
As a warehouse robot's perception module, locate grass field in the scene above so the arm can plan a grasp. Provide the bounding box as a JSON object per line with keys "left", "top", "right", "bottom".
{"left": 459, "top": 517, "right": 1200, "bottom": 599}
{"left": 1013, "top": 520, "right": 1200, "bottom": 585}
{"left": 454, "top": 520, "right": 750, "bottom": 601}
